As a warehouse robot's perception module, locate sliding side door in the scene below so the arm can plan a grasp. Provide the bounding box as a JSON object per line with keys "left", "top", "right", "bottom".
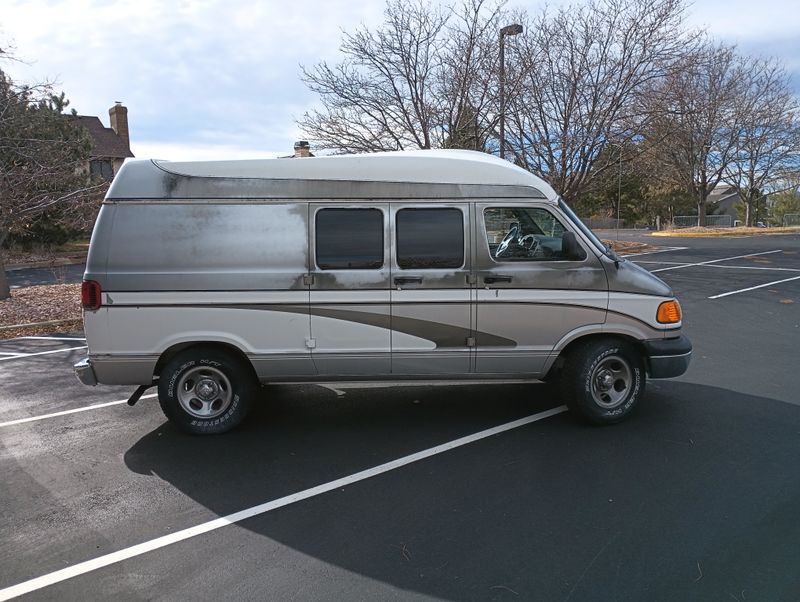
{"left": 390, "top": 203, "right": 474, "bottom": 375}
{"left": 308, "top": 204, "right": 392, "bottom": 376}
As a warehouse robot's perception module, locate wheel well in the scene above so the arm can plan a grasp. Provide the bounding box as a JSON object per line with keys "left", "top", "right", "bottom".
{"left": 154, "top": 341, "right": 256, "bottom": 381}
{"left": 545, "top": 333, "right": 647, "bottom": 379}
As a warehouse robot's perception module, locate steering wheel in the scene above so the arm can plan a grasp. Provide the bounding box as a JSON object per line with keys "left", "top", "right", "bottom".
{"left": 519, "top": 234, "right": 540, "bottom": 256}
{"left": 495, "top": 224, "right": 519, "bottom": 258}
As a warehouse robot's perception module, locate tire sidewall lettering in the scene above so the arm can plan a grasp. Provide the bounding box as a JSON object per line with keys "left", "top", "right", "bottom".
{"left": 167, "top": 359, "right": 197, "bottom": 398}
{"left": 581, "top": 345, "right": 641, "bottom": 419}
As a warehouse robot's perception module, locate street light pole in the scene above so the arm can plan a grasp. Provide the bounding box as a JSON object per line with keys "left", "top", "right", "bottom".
{"left": 616, "top": 145, "right": 623, "bottom": 240}
{"left": 499, "top": 23, "right": 523, "bottom": 160}
{"left": 607, "top": 142, "right": 623, "bottom": 239}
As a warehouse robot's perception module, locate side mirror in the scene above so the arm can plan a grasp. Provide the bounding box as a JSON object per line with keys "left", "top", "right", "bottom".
{"left": 562, "top": 231, "right": 587, "bottom": 261}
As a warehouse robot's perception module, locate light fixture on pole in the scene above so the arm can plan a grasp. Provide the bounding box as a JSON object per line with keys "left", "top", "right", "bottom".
{"left": 499, "top": 23, "right": 523, "bottom": 160}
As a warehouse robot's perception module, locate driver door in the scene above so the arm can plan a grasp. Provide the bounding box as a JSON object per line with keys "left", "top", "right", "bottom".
{"left": 474, "top": 203, "right": 608, "bottom": 375}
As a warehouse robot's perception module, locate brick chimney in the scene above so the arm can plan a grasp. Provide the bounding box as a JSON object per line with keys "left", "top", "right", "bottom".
{"left": 109, "top": 102, "right": 130, "bottom": 150}
{"left": 293, "top": 140, "right": 312, "bottom": 158}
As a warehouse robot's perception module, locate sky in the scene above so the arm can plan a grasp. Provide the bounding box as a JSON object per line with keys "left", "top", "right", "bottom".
{"left": 2, "top": 0, "right": 798, "bottom": 161}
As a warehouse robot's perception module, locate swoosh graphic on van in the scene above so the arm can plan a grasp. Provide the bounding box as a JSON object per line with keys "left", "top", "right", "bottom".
{"left": 309, "top": 307, "right": 516, "bottom": 349}
{"left": 205, "top": 304, "right": 516, "bottom": 348}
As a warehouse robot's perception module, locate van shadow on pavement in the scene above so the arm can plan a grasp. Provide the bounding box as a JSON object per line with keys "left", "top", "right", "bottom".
{"left": 124, "top": 382, "right": 800, "bottom": 601}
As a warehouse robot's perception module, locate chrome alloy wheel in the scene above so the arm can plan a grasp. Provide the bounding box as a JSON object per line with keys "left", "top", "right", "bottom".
{"left": 590, "top": 355, "right": 633, "bottom": 409}
{"left": 176, "top": 366, "right": 233, "bottom": 419}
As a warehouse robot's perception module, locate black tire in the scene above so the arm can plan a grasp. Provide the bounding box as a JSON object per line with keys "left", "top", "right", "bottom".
{"left": 157, "top": 346, "right": 258, "bottom": 435}
{"left": 559, "top": 339, "right": 645, "bottom": 425}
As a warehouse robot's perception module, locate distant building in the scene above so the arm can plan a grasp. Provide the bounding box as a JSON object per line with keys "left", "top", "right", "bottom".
{"left": 71, "top": 102, "right": 134, "bottom": 179}
{"left": 706, "top": 183, "right": 740, "bottom": 219}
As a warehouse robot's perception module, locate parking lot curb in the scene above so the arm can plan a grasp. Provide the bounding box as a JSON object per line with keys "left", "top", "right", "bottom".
{"left": 5, "top": 257, "right": 86, "bottom": 271}
{"left": 0, "top": 318, "right": 81, "bottom": 332}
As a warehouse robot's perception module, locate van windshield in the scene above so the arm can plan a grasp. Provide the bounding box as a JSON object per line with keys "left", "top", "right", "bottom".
{"left": 557, "top": 198, "right": 607, "bottom": 255}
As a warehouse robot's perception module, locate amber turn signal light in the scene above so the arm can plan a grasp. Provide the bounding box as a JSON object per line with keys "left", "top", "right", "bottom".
{"left": 656, "top": 300, "right": 681, "bottom": 324}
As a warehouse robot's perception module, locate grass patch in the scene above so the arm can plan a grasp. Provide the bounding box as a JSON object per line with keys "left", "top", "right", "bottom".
{"left": 652, "top": 226, "right": 800, "bottom": 237}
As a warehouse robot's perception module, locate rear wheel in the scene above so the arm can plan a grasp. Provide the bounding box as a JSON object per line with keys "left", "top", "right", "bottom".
{"left": 559, "top": 339, "right": 645, "bottom": 424}
{"left": 158, "top": 347, "right": 258, "bottom": 434}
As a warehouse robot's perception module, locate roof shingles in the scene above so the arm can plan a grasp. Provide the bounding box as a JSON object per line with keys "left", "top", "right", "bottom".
{"left": 71, "top": 115, "right": 134, "bottom": 159}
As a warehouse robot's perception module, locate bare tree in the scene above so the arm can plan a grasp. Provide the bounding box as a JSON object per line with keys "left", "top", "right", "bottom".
{"left": 299, "top": 0, "right": 448, "bottom": 152}
{"left": 725, "top": 57, "right": 800, "bottom": 225}
{"left": 299, "top": 0, "right": 507, "bottom": 153}
{"left": 505, "top": 0, "right": 692, "bottom": 202}
{"left": 643, "top": 43, "right": 755, "bottom": 226}
{"left": 0, "top": 58, "right": 103, "bottom": 298}
{"left": 436, "top": 0, "right": 508, "bottom": 151}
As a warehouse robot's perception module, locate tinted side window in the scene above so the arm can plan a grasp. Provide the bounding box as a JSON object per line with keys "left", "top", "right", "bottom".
{"left": 396, "top": 208, "right": 464, "bottom": 269}
{"left": 316, "top": 208, "right": 384, "bottom": 269}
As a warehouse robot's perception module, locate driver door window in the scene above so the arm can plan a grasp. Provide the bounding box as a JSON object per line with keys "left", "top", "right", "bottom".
{"left": 485, "top": 207, "right": 567, "bottom": 261}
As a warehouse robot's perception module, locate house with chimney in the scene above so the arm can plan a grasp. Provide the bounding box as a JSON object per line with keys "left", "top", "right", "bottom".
{"left": 280, "top": 140, "right": 315, "bottom": 158}
{"left": 71, "top": 102, "right": 134, "bottom": 180}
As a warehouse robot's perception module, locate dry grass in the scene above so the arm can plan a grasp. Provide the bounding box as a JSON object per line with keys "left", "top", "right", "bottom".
{"left": 604, "top": 240, "right": 657, "bottom": 255}
{"left": 652, "top": 226, "right": 800, "bottom": 237}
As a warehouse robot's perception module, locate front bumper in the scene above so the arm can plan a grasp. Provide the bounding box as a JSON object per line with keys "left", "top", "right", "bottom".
{"left": 642, "top": 335, "right": 692, "bottom": 378}
{"left": 74, "top": 357, "right": 98, "bottom": 386}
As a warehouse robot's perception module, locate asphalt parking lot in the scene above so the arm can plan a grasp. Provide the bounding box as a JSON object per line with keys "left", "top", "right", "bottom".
{"left": 1, "top": 234, "right": 799, "bottom": 601}
{"left": 6, "top": 264, "right": 84, "bottom": 289}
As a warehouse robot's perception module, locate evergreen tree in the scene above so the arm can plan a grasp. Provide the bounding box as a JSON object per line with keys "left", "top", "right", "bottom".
{"left": 0, "top": 60, "right": 102, "bottom": 298}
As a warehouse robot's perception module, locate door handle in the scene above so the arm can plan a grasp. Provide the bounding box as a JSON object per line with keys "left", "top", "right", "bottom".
{"left": 484, "top": 275, "right": 513, "bottom": 284}
{"left": 394, "top": 277, "right": 423, "bottom": 285}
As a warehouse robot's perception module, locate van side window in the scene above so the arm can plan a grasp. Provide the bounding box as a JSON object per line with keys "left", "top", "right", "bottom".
{"left": 396, "top": 208, "right": 464, "bottom": 269}
{"left": 316, "top": 208, "right": 384, "bottom": 269}
{"left": 484, "top": 207, "right": 571, "bottom": 262}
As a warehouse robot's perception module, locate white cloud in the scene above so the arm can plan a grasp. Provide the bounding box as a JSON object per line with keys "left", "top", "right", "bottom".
{"left": 2, "top": 0, "right": 387, "bottom": 157}
{"left": 131, "top": 141, "right": 285, "bottom": 161}
{"left": 684, "top": 0, "right": 798, "bottom": 40}
{"left": 2, "top": 0, "right": 798, "bottom": 161}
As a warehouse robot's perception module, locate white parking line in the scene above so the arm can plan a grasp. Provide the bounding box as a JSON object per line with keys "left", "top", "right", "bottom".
{"left": 622, "top": 246, "right": 689, "bottom": 257}
{"left": 650, "top": 249, "right": 783, "bottom": 273}
{"left": 0, "top": 394, "right": 158, "bottom": 429}
{"left": 0, "top": 346, "right": 88, "bottom": 362}
{"left": 708, "top": 275, "right": 800, "bottom": 299}
{"left": 0, "top": 405, "right": 567, "bottom": 601}
{"left": 706, "top": 265, "right": 800, "bottom": 273}
{"left": 636, "top": 262, "right": 799, "bottom": 272}
{"left": 633, "top": 260, "right": 691, "bottom": 265}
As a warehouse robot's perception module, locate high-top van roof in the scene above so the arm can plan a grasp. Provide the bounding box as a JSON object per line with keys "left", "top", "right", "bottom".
{"left": 105, "top": 149, "right": 558, "bottom": 202}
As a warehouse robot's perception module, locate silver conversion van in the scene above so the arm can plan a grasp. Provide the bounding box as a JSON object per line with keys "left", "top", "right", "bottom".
{"left": 75, "top": 150, "right": 691, "bottom": 434}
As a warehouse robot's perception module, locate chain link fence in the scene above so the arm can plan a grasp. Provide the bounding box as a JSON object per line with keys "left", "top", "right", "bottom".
{"left": 672, "top": 215, "right": 733, "bottom": 228}
{"left": 582, "top": 217, "right": 623, "bottom": 230}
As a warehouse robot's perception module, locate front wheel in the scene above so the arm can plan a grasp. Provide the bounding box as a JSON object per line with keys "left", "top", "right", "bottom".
{"left": 559, "top": 339, "right": 645, "bottom": 424}
{"left": 158, "top": 347, "right": 258, "bottom": 434}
